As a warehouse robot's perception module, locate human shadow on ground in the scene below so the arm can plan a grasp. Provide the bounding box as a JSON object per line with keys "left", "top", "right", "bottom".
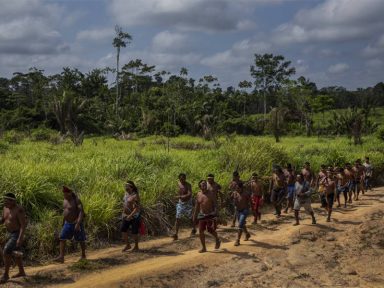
{"left": 245, "top": 239, "right": 289, "bottom": 250}
{"left": 216, "top": 248, "right": 265, "bottom": 260}
{"left": 313, "top": 223, "right": 343, "bottom": 233}
{"left": 333, "top": 220, "right": 363, "bottom": 225}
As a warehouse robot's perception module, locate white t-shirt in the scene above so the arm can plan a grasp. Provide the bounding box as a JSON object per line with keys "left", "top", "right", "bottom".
{"left": 364, "top": 163, "right": 373, "bottom": 177}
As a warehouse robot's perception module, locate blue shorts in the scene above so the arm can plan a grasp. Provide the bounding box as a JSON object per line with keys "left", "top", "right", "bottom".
{"left": 349, "top": 181, "right": 357, "bottom": 193}
{"left": 337, "top": 186, "right": 348, "bottom": 196}
{"left": 237, "top": 209, "right": 249, "bottom": 229}
{"left": 121, "top": 215, "right": 140, "bottom": 235}
{"left": 176, "top": 200, "right": 193, "bottom": 219}
{"left": 4, "top": 231, "right": 20, "bottom": 255}
{"left": 287, "top": 185, "right": 295, "bottom": 199}
{"left": 60, "top": 222, "right": 86, "bottom": 242}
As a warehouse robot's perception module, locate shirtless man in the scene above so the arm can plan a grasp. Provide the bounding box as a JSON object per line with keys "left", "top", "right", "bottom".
{"left": 316, "top": 164, "right": 327, "bottom": 193}
{"left": 250, "top": 173, "right": 263, "bottom": 224}
{"left": 121, "top": 181, "right": 141, "bottom": 252}
{"left": 302, "top": 162, "right": 314, "bottom": 185}
{"left": 344, "top": 163, "right": 354, "bottom": 203}
{"left": 233, "top": 182, "right": 251, "bottom": 246}
{"left": 229, "top": 171, "right": 243, "bottom": 227}
{"left": 269, "top": 166, "right": 287, "bottom": 217}
{"left": 0, "top": 193, "right": 26, "bottom": 284}
{"left": 336, "top": 168, "right": 349, "bottom": 208}
{"left": 364, "top": 157, "right": 373, "bottom": 191}
{"left": 193, "top": 180, "right": 221, "bottom": 253}
{"left": 55, "top": 186, "right": 86, "bottom": 263}
{"left": 207, "top": 174, "right": 225, "bottom": 225}
{"left": 172, "top": 173, "right": 196, "bottom": 241}
{"left": 320, "top": 170, "right": 336, "bottom": 222}
{"left": 354, "top": 159, "right": 366, "bottom": 199}
{"left": 284, "top": 164, "right": 296, "bottom": 214}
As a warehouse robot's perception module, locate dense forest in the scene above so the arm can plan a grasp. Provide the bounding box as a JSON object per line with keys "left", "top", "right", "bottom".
{"left": 0, "top": 52, "right": 383, "bottom": 142}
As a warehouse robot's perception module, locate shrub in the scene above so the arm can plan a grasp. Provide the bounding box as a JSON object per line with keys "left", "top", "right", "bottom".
{"left": 2, "top": 130, "right": 25, "bottom": 144}
{"left": 31, "top": 127, "right": 58, "bottom": 141}
{"left": 217, "top": 115, "right": 266, "bottom": 135}
{"left": 377, "top": 126, "right": 384, "bottom": 141}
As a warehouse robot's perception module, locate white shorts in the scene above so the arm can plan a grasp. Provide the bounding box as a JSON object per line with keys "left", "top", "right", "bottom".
{"left": 294, "top": 198, "right": 313, "bottom": 213}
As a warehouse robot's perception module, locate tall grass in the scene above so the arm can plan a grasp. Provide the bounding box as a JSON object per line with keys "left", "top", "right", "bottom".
{"left": 0, "top": 134, "right": 383, "bottom": 260}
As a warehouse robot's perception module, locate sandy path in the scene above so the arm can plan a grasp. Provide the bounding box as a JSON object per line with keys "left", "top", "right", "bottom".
{"left": 41, "top": 188, "right": 384, "bottom": 288}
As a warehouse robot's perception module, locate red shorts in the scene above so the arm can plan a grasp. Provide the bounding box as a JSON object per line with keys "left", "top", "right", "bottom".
{"left": 251, "top": 195, "right": 263, "bottom": 211}
{"left": 199, "top": 216, "right": 217, "bottom": 233}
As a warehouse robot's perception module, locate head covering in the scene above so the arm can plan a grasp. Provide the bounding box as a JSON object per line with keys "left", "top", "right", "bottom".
{"left": 3, "top": 192, "right": 16, "bottom": 201}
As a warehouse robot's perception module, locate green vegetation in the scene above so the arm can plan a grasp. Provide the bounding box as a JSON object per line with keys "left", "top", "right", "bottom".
{"left": 0, "top": 53, "right": 383, "bottom": 141}
{"left": 1, "top": 134, "right": 383, "bottom": 261}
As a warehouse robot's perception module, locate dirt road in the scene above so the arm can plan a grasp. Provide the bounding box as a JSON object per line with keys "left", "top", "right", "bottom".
{"left": 4, "top": 188, "right": 384, "bottom": 288}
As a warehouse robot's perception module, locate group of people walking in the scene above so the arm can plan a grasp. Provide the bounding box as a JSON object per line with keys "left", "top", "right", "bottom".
{"left": 0, "top": 157, "right": 374, "bottom": 283}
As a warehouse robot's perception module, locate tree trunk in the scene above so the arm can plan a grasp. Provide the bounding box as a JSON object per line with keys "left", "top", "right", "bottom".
{"left": 116, "top": 46, "right": 120, "bottom": 116}
{"left": 305, "top": 117, "right": 312, "bottom": 137}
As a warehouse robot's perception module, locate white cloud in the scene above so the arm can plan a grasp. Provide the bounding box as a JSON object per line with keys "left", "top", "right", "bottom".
{"left": 151, "top": 30, "right": 189, "bottom": 53}
{"left": 201, "top": 39, "right": 271, "bottom": 69}
{"left": 108, "top": 0, "right": 285, "bottom": 32}
{"left": 273, "top": 0, "right": 384, "bottom": 45}
{"left": 0, "top": 0, "right": 67, "bottom": 55}
{"left": 76, "top": 28, "right": 114, "bottom": 41}
{"left": 365, "top": 58, "right": 383, "bottom": 69}
{"left": 362, "top": 34, "right": 384, "bottom": 57}
{"left": 328, "top": 63, "right": 349, "bottom": 74}
{"left": 296, "top": 59, "right": 308, "bottom": 74}
{"left": 236, "top": 20, "right": 257, "bottom": 31}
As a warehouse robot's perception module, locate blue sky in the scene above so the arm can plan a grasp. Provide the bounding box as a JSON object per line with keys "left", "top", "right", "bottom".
{"left": 0, "top": 0, "right": 383, "bottom": 90}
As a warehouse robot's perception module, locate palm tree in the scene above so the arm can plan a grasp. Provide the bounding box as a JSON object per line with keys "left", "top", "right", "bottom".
{"left": 113, "top": 25, "right": 132, "bottom": 116}
{"left": 269, "top": 107, "right": 288, "bottom": 142}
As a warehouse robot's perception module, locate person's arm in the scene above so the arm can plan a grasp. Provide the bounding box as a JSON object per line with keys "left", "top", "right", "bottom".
{"left": 16, "top": 207, "right": 26, "bottom": 247}
{"left": 192, "top": 195, "right": 200, "bottom": 224}
{"left": 75, "top": 199, "right": 84, "bottom": 231}
{"left": 269, "top": 175, "right": 274, "bottom": 193}
{"left": 0, "top": 209, "right": 4, "bottom": 225}
{"left": 126, "top": 196, "right": 140, "bottom": 220}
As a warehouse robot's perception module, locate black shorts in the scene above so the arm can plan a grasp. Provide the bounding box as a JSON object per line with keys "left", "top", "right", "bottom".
{"left": 121, "top": 216, "right": 140, "bottom": 235}
{"left": 321, "top": 193, "right": 335, "bottom": 208}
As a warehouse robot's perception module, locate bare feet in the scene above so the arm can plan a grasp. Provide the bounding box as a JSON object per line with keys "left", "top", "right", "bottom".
{"left": 122, "top": 244, "right": 131, "bottom": 252}
{"left": 131, "top": 246, "right": 139, "bottom": 252}
{"left": 326, "top": 218, "right": 331, "bottom": 222}
{"left": 12, "top": 272, "right": 26, "bottom": 278}
{"left": 53, "top": 256, "right": 64, "bottom": 263}
{"left": 0, "top": 275, "right": 9, "bottom": 284}
{"left": 215, "top": 239, "right": 221, "bottom": 250}
{"left": 198, "top": 248, "right": 207, "bottom": 253}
